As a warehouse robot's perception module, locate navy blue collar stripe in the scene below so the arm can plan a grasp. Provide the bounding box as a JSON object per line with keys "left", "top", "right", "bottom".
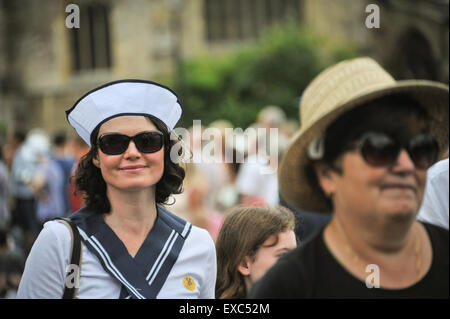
{"left": 90, "top": 235, "right": 146, "bottom": 299}
{"left": 145, "top": 229, "right": 176, "bottom": 281}
{"left": 148, "top": 232, "right": 179, "bottom": 286}
{"left": 181, "top": 222, "right": 191, "bottom": 238}
{"left": 78, "top": 228, "right": 146, "bottom": 299}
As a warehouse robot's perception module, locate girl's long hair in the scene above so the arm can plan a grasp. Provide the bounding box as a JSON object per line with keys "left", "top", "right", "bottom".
{"left": 215, "top": 205, "right": 296, "bottom": 299}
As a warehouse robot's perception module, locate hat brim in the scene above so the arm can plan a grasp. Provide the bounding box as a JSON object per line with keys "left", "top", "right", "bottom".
{"left": 279, "top": 80, "right": 449, "bottom": 213}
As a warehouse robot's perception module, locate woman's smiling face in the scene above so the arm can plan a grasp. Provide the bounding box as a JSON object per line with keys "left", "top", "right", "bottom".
{"left": 93, "top": 115, "right": 165, "bottom": 193}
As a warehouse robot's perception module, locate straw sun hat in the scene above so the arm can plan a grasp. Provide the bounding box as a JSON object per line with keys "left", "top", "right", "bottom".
{"left": 279, "top": 57, "right": 449, "bottom": 213}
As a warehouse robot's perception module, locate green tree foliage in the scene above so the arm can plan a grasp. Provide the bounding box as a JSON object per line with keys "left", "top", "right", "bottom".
{"left": 174, "top": 23, "right": 355, "bottom": 129}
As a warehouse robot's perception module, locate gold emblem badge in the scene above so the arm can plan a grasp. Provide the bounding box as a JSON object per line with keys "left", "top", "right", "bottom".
{"left": 183, "top": 275, "right": 195, "bottom": 291}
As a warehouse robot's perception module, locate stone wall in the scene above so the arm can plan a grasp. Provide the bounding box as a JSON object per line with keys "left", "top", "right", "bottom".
{"left": 0, "top": 0, "right": 448, "bottom": 135}
{"left": 303, "top": 0, "right": 449, "bottom": 82}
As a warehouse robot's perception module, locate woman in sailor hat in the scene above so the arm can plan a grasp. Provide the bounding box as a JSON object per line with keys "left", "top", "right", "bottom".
{"left": 17, "top": 80, "right": 217, "bottom": 299}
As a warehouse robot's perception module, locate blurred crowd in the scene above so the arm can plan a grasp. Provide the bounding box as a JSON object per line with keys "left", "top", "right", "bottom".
{"left": 0, "top": 128, "right": 90, "bottom": 298}
{"left": 0, "top": 105, "right": 298, "bottom": 298}
{"left": 170, "top": 106, "right": 299, "bottom": 240}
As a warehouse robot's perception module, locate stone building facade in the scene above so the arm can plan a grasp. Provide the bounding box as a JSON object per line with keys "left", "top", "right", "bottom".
{"left": 304, "top": 0, "right": 449, "bottom": 83}
{"left": 0, "top": 0, "right": 448, "bottom": 136}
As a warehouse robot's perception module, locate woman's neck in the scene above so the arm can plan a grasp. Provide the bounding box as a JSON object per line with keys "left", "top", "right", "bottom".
{"left": 104, "top": 186, "right": 158, "bottom": 237}
{"left": 332, "top": 211, "right": 416, "bottom": 254}
{"left": 324, "top": 212, "right": 430, "bottom": 288}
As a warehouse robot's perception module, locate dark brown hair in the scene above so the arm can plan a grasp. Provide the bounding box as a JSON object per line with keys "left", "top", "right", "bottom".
{"left": 215, "top": 205, "right": 296, "bottom": 299}
{"left": 74, "top": 115, "right": 185, "bottom": 215}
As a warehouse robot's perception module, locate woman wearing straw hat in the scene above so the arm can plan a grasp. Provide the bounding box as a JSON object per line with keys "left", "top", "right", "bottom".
{"left": 249, "top": 57, "right": 449, "bottom": 298}
{"left": 17, "top": 80, "right": 217, "bottom": 299}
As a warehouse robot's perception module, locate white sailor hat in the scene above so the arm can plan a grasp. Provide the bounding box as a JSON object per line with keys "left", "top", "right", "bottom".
{"left": 66, "top": 79, "right": 182, "bottom": 146}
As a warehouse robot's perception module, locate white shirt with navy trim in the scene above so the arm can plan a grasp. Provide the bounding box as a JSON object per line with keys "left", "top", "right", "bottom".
{"left": 17, "top": 219, "right": 217, "bottom": 299}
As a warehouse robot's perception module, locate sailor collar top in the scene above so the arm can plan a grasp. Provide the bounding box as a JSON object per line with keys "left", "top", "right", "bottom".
{"left": 17, "top": 205, "right": 217, "bottom": 299}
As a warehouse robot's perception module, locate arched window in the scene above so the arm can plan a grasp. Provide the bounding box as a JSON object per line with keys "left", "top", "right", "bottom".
{"left": 391, "top": 28, "right": 440, "bottom": 81}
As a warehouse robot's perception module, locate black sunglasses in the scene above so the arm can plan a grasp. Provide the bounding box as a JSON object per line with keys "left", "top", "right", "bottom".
{"left": 97, "top": 130, "right": 164, "bottom": 155}
{"left": 348, "top": 132, "right": 439, "bottom": 170}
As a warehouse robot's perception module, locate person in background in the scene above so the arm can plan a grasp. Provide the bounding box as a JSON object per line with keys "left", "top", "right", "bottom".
{"left": 0, "top": 226, "right": 24, "bottom": 299}
{"left": 215, "top": 205, "right": 297, "bottom": 299}
{"left": 250, "top": 57, "right": 449, "bottom": 298}
{"left": 417, "top": 157, "right": 449, "bottom": 229}
{"left": 235, "top": 106, "right": 286, "bottom": 207}
{"left": 2, "top": 130, "right": 26, "bottom": 170}
{"left": 9, "top": 130, "right": 43, "bottom": 237}
{"left": 51, "top": 131, "right": 75, "bottom": 216}
{"left": 169, "top": 123, "right": 229, "bottom": 241}
{"left": 0, "top": 140, "right": 10, "bottom": 228}
{"left": 67, "top": 135, "right": 90, "bottom": 213}
{"left": 202, "top": 120, "right": 238, "bottom": 212}
{"left": 31, "top": 133, "right": 66, "bottom": 226}
{"left": 173, "top": 163, "right": 224, "bottom": 242}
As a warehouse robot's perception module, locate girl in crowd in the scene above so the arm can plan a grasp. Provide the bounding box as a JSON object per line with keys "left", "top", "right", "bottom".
{"left": 215, "top": 205, "right": 297, "bottom": 298}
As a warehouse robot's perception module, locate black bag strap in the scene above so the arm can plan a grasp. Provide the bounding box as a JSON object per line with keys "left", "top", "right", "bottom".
{"left": 54, "top": 217, "right": 82, "bottom": 299}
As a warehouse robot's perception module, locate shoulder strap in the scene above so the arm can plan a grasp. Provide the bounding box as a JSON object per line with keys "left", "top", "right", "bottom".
{"left": 54, "top": 217, "right": 83, "bottom": 299}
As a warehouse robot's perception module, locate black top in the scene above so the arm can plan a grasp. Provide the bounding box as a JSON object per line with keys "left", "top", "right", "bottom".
{"left": 249, "top": 222, "right": 449, "bottom": 298}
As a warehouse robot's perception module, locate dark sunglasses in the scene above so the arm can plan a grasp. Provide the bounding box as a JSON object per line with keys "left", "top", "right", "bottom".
{"left": 348, "top": 132, "right": 439, "bottom": 170}
{"left": 97, "top": 130, "right": 164, "bottom": 155}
